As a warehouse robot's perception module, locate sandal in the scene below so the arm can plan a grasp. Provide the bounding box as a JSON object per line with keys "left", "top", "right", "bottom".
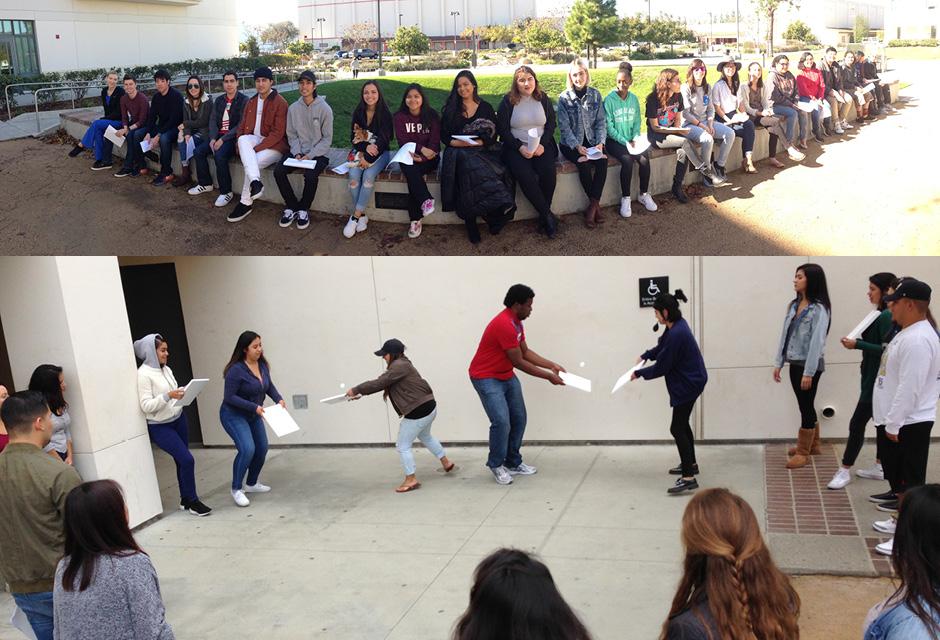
{"left": 395, "top": 482, "right": 421, "bottom": 493}
{"left": 443, "top": 463, "right": 457, "bottom": 473}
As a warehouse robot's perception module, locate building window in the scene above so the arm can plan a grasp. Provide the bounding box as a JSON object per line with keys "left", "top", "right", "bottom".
{"left": 932, "top": 26, "right": 937, "bottom": 39}
{"left": 0, "top": 19, "right": 40, "bottom": 76}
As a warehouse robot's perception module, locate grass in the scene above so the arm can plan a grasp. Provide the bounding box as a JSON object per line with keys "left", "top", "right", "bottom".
{"left": 884, "top": 46, "right": 940, "bottom": 60}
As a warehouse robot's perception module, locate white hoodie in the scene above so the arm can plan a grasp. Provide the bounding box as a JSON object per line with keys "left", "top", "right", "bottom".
{"left": 134, "top": 334, "right": 183, "bottom": 425}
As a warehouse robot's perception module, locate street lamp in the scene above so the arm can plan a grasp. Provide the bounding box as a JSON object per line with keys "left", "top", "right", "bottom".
{"left": 451, "top": 10, "right": 460, "bottom": 53}
{"left": 647, "top": 0, "right": 651, "bottom": 23}
{"left": 376, "top": 0, "right": 384, "bottom": 76}
{"left": 708, "top": 12, "right": 714, "bottom": 51}
{"left": 316, "top": 17, "right": 325, "bottom": 47}
{"left": 735, "top": 0, "right": 741, "bottom": 59}
{"left": 399, "top": 13, "right": 403, "bottom": 29}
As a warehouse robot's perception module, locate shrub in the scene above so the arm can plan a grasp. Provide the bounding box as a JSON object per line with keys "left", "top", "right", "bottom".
{"left": 887, "top": 38, "right": 938, "bottom": 47}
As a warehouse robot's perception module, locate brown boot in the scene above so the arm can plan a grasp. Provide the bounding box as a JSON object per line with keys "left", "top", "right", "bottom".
{"left": 592, "top": 198, "right": 605, "bottom": 223}
{"left": 786, "top": 428, "right": 816, "bottom": 469}
{"left": 583, "top": 201, "right": 596, "bottom": 229}
{"left": 788, "top": 423, "right": 822, "bottom": 456}
{"left": 172, "top": 166, "right": 191, "bottom": 188}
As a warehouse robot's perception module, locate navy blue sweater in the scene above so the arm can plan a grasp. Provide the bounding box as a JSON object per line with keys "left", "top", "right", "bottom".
{"left": 637, "top": 318, "right": 708, "bottom": 407}
{"left": 145, "top": 86, "right": 184, "bottom": 136}
{"left": 222, "top": 361, "right": 283, "bottom": 416}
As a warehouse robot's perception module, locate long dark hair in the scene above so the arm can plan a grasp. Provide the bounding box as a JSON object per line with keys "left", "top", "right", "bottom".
{"left": 748, "top": 62, "right": 765, "bottom": 92}
{"left": 223, "top": 331, "right": 270, "bottom": 376}
{"left": 794, "top": 263, "right": 832, "bottom": 334}
{"left": 888, "top": 484, "right": 940, "bottom": 638}
{"left": 28, "top": 364, "right": 67, "bottom": 415}
{"left": 869, "top": 272, "right": 896, "bottom": 311}
{"left": 654, "top": 289, "right": 688, "bottom": 324}
{"left": 719, "top": 65, "right": 741, "bottom": 95}
{"left": 443, "top": 70, "right": 481, "bottom": 122}
{"left": 352, "top": 80, "right": 392, "bottom": 132}
{"left": 398, "top": 82, "right": 439, "bottom": 130}
{"left": 453, "top": 548, "right": 593, "bottom": 640}
{"left": 185, "top": 74, "right": 204, "bottom": 111}
{"left": 61, "top": 480, "right": 145, "bottom": 592}
{"left": 686, "top": 58, "right": 710, "bottom": 95}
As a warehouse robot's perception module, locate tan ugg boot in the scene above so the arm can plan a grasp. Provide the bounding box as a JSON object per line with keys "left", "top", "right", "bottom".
{"left": 786, "top": 428, "right": 816, "bottom": 469}
{"left": 788, "top": 423, "right": 822, "bottom": 456}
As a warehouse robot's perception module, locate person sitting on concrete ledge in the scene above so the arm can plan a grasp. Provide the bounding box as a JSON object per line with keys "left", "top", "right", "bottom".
{"left": 739, "top": 62, "right": 799, "bottom": 168}
{"left": 344, "top": 80, "right": 393, "bottom": 239}
{"left": 67, "top": 70, "right": 125, "bottom": 171}
{"left": 712, "top": 57, "right": 758, "bottom": 174}
{"left": 839, "top": 51, "right": 873, "bottom": 124}
{"left": 393, "top": 82, "right": 441, "bottom": 239}
{"left": 189, "top": 70, "right": 248, "bottom": 206}
{"left": 174, "top": 75, "right": 212, "bottom": 189}
{"left": 819, "top": 47, "right": 851, "bottom": 135}
{"left": 769, "top": 55, "right": 806, "bottom": 156}
{"left": 681, "top": 58, "right": 734, "bottom": 185}
{"left": 142, "top": 68, "right": 184, "bottom": 187}
{"left": 113, "top": 75, "right": 150, "bottom": 179}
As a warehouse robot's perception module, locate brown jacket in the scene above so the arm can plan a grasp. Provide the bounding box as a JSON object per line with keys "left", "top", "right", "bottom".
{"left": 353, "top": 356, "right": 434, "bottom": 417}
{"left": 237, "top": 89, "right": 290, "bottom": 155}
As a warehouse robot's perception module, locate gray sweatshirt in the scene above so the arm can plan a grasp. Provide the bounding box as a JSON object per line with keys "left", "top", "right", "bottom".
{"left": 680, "top": 82, "right": 715, "bottom": 124}
{"left": 286, "top": 95, "right": 334, "bottom": 158}
{"left": 53, "top": 552, "right": 175, "bottom": 640}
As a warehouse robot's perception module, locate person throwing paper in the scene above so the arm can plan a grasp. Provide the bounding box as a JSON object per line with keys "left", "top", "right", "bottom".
{"left": 346, "top": 339, "right": 455, "bottom": 493}
{"left": 631, "top": 290, "right": 708, "bottom": 495}
{"left": 469, "top": 284, "right": 566, "bottom": 486}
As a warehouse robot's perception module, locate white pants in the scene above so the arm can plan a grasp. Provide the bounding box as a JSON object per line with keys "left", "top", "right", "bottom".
{"left": 238, "top": 135, "right": 283, "bottom": 205}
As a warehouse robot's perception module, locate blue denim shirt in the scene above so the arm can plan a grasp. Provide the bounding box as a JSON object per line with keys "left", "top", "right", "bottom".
{"left": 865, "top": 599, "right": 940, "bottom": 640}
{"left": 774, "top": 300, "right": 829, "bottom": 377}
{"left": 556, "top": 86, "right": 607, "bottom": 149}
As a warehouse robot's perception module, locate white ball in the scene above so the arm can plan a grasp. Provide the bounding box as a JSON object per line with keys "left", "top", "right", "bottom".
{"left": 579, "top": 361, "right": 585, "bottom": 368}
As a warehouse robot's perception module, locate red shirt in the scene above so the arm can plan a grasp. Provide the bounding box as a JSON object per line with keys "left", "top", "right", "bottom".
{"left": 469, "top": 308, "right": 525, "bottom": 380}
{"left": 0, "top": 432, "right": 8, "bottom": 453}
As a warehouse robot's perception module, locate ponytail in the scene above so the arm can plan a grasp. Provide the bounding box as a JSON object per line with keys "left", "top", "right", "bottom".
{"left": 653, "top": 289, "right": 687, "bottom": 323}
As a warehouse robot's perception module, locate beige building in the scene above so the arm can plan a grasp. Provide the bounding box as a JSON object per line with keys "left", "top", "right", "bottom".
{"left": 885, "top": 0, "right": 939, "bottom": 40}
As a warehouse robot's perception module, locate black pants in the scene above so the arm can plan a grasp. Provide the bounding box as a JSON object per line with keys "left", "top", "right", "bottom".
{"left": 671, "top": 399, "right": 698, "bottom": 477}
{"left": 273, "top": 156, "right": 329, "bottom": 211}
{"left": 842, "top": 400, "right": 874, "bottom": 467}
{"left": 504, "top": 147, "right": 556, "bottom": 217}
{"left": 876, "top": 425, "right": 898, "bottom": 492}
{"left": 400, "top": 157, "right": 438, "bottom": 221}
{"left": 880, "top": 422, "right": 934, "bottom": 495}
{"left": 605, "top": 137, "right": 650, "bottom": 196}
{"left": 560, "top": 144, "right": 606, "bottom": 201}
{"left": 788, "top": 363, "right": 822, "bottom": 429}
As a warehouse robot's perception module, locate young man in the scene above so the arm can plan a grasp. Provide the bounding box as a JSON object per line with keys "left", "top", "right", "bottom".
{"left": 820, "top": 47, "right": 850, "bottom": 134}
{"left": 469, "top": 284, "right": 567, "bottom": 485}
{"left": 273, "top": 70, "right": 333, "bottom": 230}
{"left": 857, "top": 51, "right": 890, "bottom": 115}
{"left": 228, "top": 66, "right": 289, "bottom": 223}
{"left": 872, "top": 279, "right": 940, "bottom": 556}
{"left": 142, "top": 68, "right": 184, "bottom": 186}
{"left": 0, "top": 391, "right": 83, "bottom": 640}
{"left": 189, "top": 70, "right": 249, "bottom": 206}
{"left": 113, "top": 74, "right": 150, "bottom": 178}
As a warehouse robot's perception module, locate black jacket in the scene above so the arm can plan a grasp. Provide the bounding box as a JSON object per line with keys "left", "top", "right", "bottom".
{"left": 496, "top": 93, "right": 559, "bottom": 159}
{"left": 819, "top": 60, "right": 841, "bottom": 93}
{"left": 209, "top": 91, "right": 248, "bottom": 142}
{"left": 350, "top": 105, "right": 393, "bottom": 163}
{"left": 101, "top": 86, "right": 125, "bottom": 122}
{"left": 838, "top": 62, "right": 860, "bottom": 92}
{"left": 440, "top": 144, "right": 517, "bottom": 221}
{"left": 145, "top": 86, "right": 184, "bottom": 136}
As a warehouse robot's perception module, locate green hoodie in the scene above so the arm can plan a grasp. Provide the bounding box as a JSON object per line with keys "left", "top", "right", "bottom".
{"left": 604, "top": 89, "right": 641, "bottom": 146}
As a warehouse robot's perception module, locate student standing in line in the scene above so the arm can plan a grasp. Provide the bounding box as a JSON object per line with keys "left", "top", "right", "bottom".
{"left": 469, "top": 284, "right": 566, "bottom": 486}
{"left": 773, "top": 263, "right": 832, "bottom": 469}
{"left": 53, "top": 480, "right": 175, "bottom": 640}
{"left": 393, "top": 83, "right": 441, "bottom": 239}
{"left": 796, "top": 51, "right": 826, "bottom": 146}
{"left": 739, "top": 62, "right": 802, "bottom": 167}
{"left": 769, "top": 55, "right": 804, "bottom": 152}
{"left": 142, "top": 68, "right": 184, "bottom": 187}
{"left": 28, "top": 364, "right": 73, "bottom": 465}
{"left": 189, "top": 70, "right": 249, "bottom": 205}
{"left": 344, "top": 80, "right": 394, "bottom": 239}
{"left": 67, "top": 70, "right": 125, "bottom": 171}
{"left": 681, "top": 58, "right": 734, "bottom": 184}
{"left": 220, "top": 331, "right": 284, "bottom": 507}
{"left": 0, "top": 384, "right": 9, "bottom": 453}
{"left": 347, "top": 339, "right": 455, "bottom": 492}
{"left": 632, "top": 290, "right": 708, "bottom": 495}
{"left": 820, "top": 47, "right": 851, "bottom": 134}
{"left": 273, "top": 70, "right": 333, "bottom": 231}
{"left": 113, "top": 74, "right": 150, "bottom": 178}
{"left": 712, "top": 57, "right": 757, "bottom": 174}
{"left": 174, "top": 74, "right": 212, "bottom": 188}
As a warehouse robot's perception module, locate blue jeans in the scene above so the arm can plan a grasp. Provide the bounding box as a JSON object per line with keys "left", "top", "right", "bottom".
{"left": 149, "top": 130, "right": 177, "bottom": 176}
{"left": 773, "top": 105, "right": 799, "bottom": 145}
{"left": 219, "top": 405, "right": 268, "bottom": 491}
{"left": 797, "top": 97, "right": 822, "bottom": 140}
{"left": 397, "top": 407, "right": 445, "bottom": 475}
{"left": 122, "top": 127, "right": 149, "bottom": 172}
{"left": 80, "top": 118, "right": 122, "bottom": 162}
{"left": 471, "top": 376, "right": 527, "bottom": 469}
{"left": 683, "top": 125, "right": 715, "bottom": 169}
{"left": 148, "top": 414, "right": 197, "bottom": 503}
{"left": 709, "top": 121, "right": 736, "bottom": 167}
{"left": 12, "top": 591, "right": 54, "bottom": 640}
{"left": 193, "top": 138, "right": 236, "bottom": 191}
{"left": 348, "top": 151, "right": 390, "bottom": 213}
{"left": 178, "top": 133, "right": 204, "bottom": 167}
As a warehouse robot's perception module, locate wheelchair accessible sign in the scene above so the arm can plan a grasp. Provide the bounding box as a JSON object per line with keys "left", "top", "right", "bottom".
{"left": 639, "top": 277, "right": 669, "bottom": 307}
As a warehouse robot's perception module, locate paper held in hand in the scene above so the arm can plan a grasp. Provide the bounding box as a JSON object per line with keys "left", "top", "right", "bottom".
{"left": 846, "top": 310, "right": 882, "bottom": 341}
{"left": 104, "top": 125, "right": 125, "bottom": 148}
{"left": 628, "top": 136, "right": 651, "bottom": 155}
{"left": 526, "top": 128, "right": 540, "bottom": 154}
{"left": 285, "top": 157, "right": 320, "bottom": 170}
{"left": 331, "top": 163, "right": 351, "bottom": 175}
{"left": 861, "top": 83, "right": 876, "bottom": 94}
{"left": 139, "top": 138, "right": 152, "bottom": 153}
{"left": 585, "top": 147, "right": 605, "bottom": 160}
{"left": 559, "top": 371, "right": 592, "bottom": 393}
{"left": 612, "top": 361, "right": 646, "bottom": 395}
{"left": 171, "top": 378, "right": 210, "bottom": 407}
{"left": 452, "top": 134, "right": 481, "bottom": 145}
{"left": 391, "top": 142, "right": 417, "bottom": 166}
{"left": 797, "top": 101, "right": 818, "bottom": 113}
{"left": 262, "top": 404, "right": 300, "bottom": 437}
{"left": 728, "top": 111, "right": 750, "bottom": 124}
{"left": 320, "top": 393, "right": 350, "bottom": 404}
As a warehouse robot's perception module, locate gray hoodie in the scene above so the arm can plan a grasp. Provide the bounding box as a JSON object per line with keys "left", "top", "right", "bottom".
{"left": 133, "top": 334, "right": 163, "bottom": 369}
{"left": 286, "top": 95, "right": 334, "bottom": 158}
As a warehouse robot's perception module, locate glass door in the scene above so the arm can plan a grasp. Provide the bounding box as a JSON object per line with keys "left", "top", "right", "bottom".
{"left": 0, "top": 38, "right": 13, "bottom": 75}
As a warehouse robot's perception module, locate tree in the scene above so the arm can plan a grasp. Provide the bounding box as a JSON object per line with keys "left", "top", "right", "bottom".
{"left": 620, "top": 14, "right": 647, "bottom": 53}
{"left": 565, "top": 0, "right": 620, "bottom": 68}
{"left": 854, "top": 15, "right": 870, "bottom": 43}
{"left": 516, "top": 17, "right": 568, "bottom": 57}
{"left": 656, "top": 14, "right": 696, "bottom": 54}
{"left": 389, "top": 26, "right": 430, "bottom": 62}
{"left": 259, "top": 21, "right": 300, "bottom": 53}
{"left": 239, "top": 34, "right": 260, "bottom": 57}
{"left": 343, "top": 21, "right": 378, "bottom": 50}
{"left": 783, "top": 20, "right": 817, "bottom": 43}
{"left": 474, "top": 24, "right": 514, "bottom": 45}
{"left": 287, "top": 40, "right": 314, "bottom": 58}
{"left": 753, "top": 0, "right": 799, "bottom": 55}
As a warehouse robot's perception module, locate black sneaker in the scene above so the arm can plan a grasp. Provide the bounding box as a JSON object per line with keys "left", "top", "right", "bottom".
{"left": 227, "top": 202, "right": 253, "bottom": 223}
{"left": 296, "top": 210, "right": 310, "bottom": 230}
{"left": 669, "top": 463, "right": 699, "bottom": 476}
{"left": 91, "top": 160, "right": 113, "bottom": 171}
{"left": 249, "top": 179, "right": 264, "bottom": 201}
{"left": 114, "top": 168, "right": 134, "bottom": 178}
{"left": 68, "top": 144, "right": 83, "bottom": 157}
{"left": 279, "top": 209, "right": 296, "bottom": 228}
{"left": 187, "top": 500, "right": 212, "bottom": 517}
{"left": 876, "top": 499, "right": 899, "bottom": 513}
{"left": 869, "top": 491, "right": 897, "bottom": 504}
{"left": 152, "top": 173, "right": 171, "bottom": 186}
{"left": 668, "top": 477, "right": 699, "bottom": 494}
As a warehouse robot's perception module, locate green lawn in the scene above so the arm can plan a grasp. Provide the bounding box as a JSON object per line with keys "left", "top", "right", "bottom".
{"left": 884, "top": 46, "right": 940, "bottom": 60}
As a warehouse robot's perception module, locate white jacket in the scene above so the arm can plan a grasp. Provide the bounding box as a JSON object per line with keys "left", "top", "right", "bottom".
{"left": 138, "top": 364, "right": 183, "bottom": 424}
{"left": 873, "top": 319, "right": 940, "bottom": 435}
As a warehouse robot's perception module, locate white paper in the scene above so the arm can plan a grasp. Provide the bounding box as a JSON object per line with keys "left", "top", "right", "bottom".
{"left": 171, "top": 378, "right": 209, "bottom": 408}
{"left": 658, "top": 126, "right": 689, "bottom": 133}
{"left": 390, "top": 142, "right": 417, "bottom": 166}
{"left": 559, "top": 371, "right": 592, "bottom": 393}
{"left": 729, "top": 111, "right": 750, "bottom": 124}
{"left": 330, "top": 163, "right": 351, "bottom": 175}
{"left": 104, "top": 125, "right": 125, "bottom": 149}
{"left": 284, "top": 157, "right": 320, "bottom": 170}
{"left": 797, "top": 101, "right": 817, "bottom": 113}
{"left": 833, "top": 91, "right": 847, "bottom": 104}
{"left": 320, "top": 393, "right": 350, "bottom": 404}
{"left": 861, "top": 83, "right": 876, "bottom": 94}
{"left": 452, "top": 134, "right": 481, "bottom": 145}
{"left": 821, "top": 100, "right": 832, "bottom": 119}
{"left": 612, "top": 361, "right": 646, "bottom": 395}
{"left": 628, "top": 136, "right": 651, "bottom": 155}
{"left": 846, "top": 310, "right": 882, "bottom": 341}
{"left": 526, "top": 127, "right": 539, "bottom": 154}
{"left": 184, "top": 136, "right": 196, "bottom": 161}
{"left": 10, "top": 605, "right": 37, "bottom": 640}
{"left": 585, "top": 147, "right": 604, "bottom": 160}
{"left": 140, "top": 138, "right": 152, "bottom": 153}
{"left": 261, "top": 404, "right": 300, "bottom": 437}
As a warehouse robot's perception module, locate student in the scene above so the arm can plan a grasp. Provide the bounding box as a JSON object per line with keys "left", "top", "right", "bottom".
{"left": 769, "top": 55, "right": 804, "bottom": 152}
{"left": 839, "top": 50, "right": 871, "bottom": 123}
{"left": 711, "top": 57, "right": 757, "bottom": 174}
{"left": 393, "top": 83, "right": 441, "bottom": 239}
{"left": 739, "top": 61, "right": 802, "bottom": 166}
{"left": 28, "top": 364, "right": 73, "bottom": 465}
{"left": 54, "top": 480, "right": 175, "bottom": 640}
{"left": 351, "top": 56, "right": 361, "bottom": 80}
{"left": 273, "top": 70, "right": 333, "bottom": 230}
{"left": 0, "top": 384, "right": 9, "bottom": 453}
{"left": 113, "top": 74, "right": 150, "bottom": 178}
{"left": 859, "top": 51, "right": 894, "bottom": 114}
{"left": 453, "top": 548, "right": 593, "bottom": 640}
{"left": 773, "top": 263, "right": 832, "bottom": 469}
{"left": 632, "top": 290, "right": 708, "bottom": 495}
{"left": 827, "top": 273, "right": 896, "bottom": 490}
{"left": 681, "top": 58, "right": 735, "bottom": 183}
{"left": 347, "top": 339, "right": 455, "bottom": 492}
{"left": 820, "top": 47, "right": 851, "bottom": 134}
{"left": 661, "top": 489, "right": 800, "bottom": 639}
{"left": 0, "top": 391, "right": 83, "bottom": 640}
{"left": 142, "top": 68, "right": 184, "bottom": 186}
{"left": 469, "top": 284, "right": 566, "bottom": 485}
{"left": 344, "top": 80, "right": 394, "bottom": 239}
{"left": 604, "top": 62, "right": 657, "bottom": 217}
{"left": 220, "top": 331, "right": 284, "bottom": 507}
{"left": 228, "top": 67, "right": 289, "bottom": 224}
{"left": 497, "top": 65, "right": 561, "bottom": 238}
{"left": 133, "top": 333, "right": 211, "bottom": 516}
{"left": 796, "top": 51, "right": 826, "bottom": 147}
{"left": 439, "top": 69, "right": 516, "bottom": 244}
{"left": 189, "top": 70, "right": 249, "bottom": 206}
{"left": 174, "top": 74, "right": 212, "bottom": 188}
{"left": 556, "top": 58, "right": 608, "bottom": 228}
{"left": 67, "top": 70, "right": 125, "bottom": 171}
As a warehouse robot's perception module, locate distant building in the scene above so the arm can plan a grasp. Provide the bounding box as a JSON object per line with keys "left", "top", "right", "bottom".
{"left": 885, "top": 0, "right": 938, "bottom": 40}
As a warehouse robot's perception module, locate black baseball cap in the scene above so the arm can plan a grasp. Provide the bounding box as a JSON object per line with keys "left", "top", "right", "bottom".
{"left": 374, "top": 339, "right": 405, "bottom": 356}
{"left": 884, "top": 279, "right": 931, "bottom": 302}
{"left": 298, "top": 70, "right": 317, "bottom": 84}
{"left": 254, "top": 66, "right": 274, "bottom": 81}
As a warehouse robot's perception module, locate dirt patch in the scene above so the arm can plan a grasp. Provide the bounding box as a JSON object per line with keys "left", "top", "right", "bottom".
{"left": 792, "top": 574, "right": 895, "bottom": 639}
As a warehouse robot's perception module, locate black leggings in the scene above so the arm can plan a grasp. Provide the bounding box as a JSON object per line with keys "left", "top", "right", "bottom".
{"left": 605, "top": 137, "right": 651, "bottom": 196}
{"left": 560, "top": 144, "right": 607, "bottom": 200}
{"left": 400, "top": 157, "right": 438, "bottom": 221}
{"left": 504, "top": 146, "right": 556, "bottom": 217}
{"left": 841, "top": 400, "right": 873, "bottom": 467}
{"left": 671, "top": 399, "right": 698, "bottom": 477}
{"left": 788, "top": 363, "right": 822, "bottom": 429}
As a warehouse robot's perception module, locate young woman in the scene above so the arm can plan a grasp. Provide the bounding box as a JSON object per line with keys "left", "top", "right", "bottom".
{"left": 820, "top": 47, "right": 849, "bottom": 135}
{"left": 556, "top": 58, "right": 608, "bottom": 228}
{"left": 346, "top": 339, "right": 455, "bottom": 492}
{"left": 661, "top": 488, "right": 800, "bottom": 640}
{"left": 453, "top": 548, "right": 593, "bottom": 640}
{"left": 53, "top": 480, "right": 175, "bottom": 640}
{"left": 0, "top": 384, "right": 8, "bottom": 453}
{"left": 67, "top": 70, "right": 125, "bottom": 171}
{"left": 174, "top": 74, "right": 213, "bottom": 188}
{"left": 645, "top": 69, "right": 719, "bottom": 204}
{"left": 739, "top": 61, "right": 803, "bottom": 167}
{"left": 773, "top": 263, "right": 832, "bottom": 469}
{"left": 497, "top": 65, "right": 560, "bottom": 238}
{"left": 604, "top": 62, "right": 657, "bottom": 217}
{"left": 769, "top": 55, "right": 804, "bottom": 152}
{"left": 220, "top": 331, "right": 284, "bottom": 507}
{"left": 681, "top": 59, "right": 735, "bottom": 183}
{"left": 632, "top": 290, "right": 708, "bottom": 495}
{"left": 826, "top": 273, "right": 896, "bottom": 490}
{"left": 393, "top": 83, "right": 441, "bottom": 239}
{"left": 133, "top": 333, "right": 211, "bottom": 516}
{"left": 840, "top": 50, "right": 872, "bottom": 123}
{"left": 28, "top": 364, "right": 73, "bottom": 465}
{"left": 711, "top": 57, "right": 757, "bottom": 173}
{"left": 796, "top": 51, "right": 826, "bottom": 148}
{"left": 344, "top": 80, "right": 394, "bottom": 239}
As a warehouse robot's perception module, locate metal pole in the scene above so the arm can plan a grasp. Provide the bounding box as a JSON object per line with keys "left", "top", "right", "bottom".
{"left": 736, "top": 0, "right": 741, "bottom": 58}
{"left": 377, "top": 0, "right": 384, "bottom": 76}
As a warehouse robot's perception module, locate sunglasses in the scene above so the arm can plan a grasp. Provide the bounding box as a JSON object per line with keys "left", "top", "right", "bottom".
{"left": 693, "top": 67, "right": 705, "bottom": 71}
{"left": 188, "top": 83, "right": 200, "bottom": 89}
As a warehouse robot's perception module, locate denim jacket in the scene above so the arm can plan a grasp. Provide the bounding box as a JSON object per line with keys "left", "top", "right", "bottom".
{"left": 774, "top": 300, "right": 829, "bottom": 377}
{"left": 556, "top": 86, "right": 606, "bottom": 149}
{"left": 865, "top": 598, "right": 940, "bottom": 640}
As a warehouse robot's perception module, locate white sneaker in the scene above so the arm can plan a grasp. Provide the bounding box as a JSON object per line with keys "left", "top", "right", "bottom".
{"left": 875, "top": 538, "right": 893, "bottom": 556}
{"left": 638, "top": 192, "right": 658, "bottom": 212}
{"left": 188, "top": 184, "right": 214, "bottom": 196}
{"left": 843, "top": 120, "right": 853, "bottom": 130}
{"left": 491, "top": 465, "right": 513, "bottom": 485}
{"left": 787, "top": 146, "right": 806, "bottom": 162}
{"left": 244, "top": 482, "right": 271, "bottom": 493}
{"left": 507, "top": 463, "right": 537, "bottom": 476}
{"left": 215, "top": 192, "right": 233, "bottom": 207}
{"left": 619, "top": 197, "right": 632, "bottom": 218}
{"left": 232, "top": 490, "right": 249, "bottom": 507}
{"left": 421, "top": 198, "right": 435, "bottom": 217}
{"left": 834, "top": 124, "right": 845, "bottom": 134}
{"left": 408, "top": 220, "right": 422, "bottom": 238}
{"left": 856, "top": 463, "right": 884, "bottom": 480}
{"left": 873, "top": 516, "right": 897, "bottom": 535}
{"left": 827, "top": 467, "right": 852, "bottom": 490}
{"left": 356, "top": 215, "right": 369, "bottom": 233}
{"left": 343, "top": 216, "right": 358, "bottom": 238}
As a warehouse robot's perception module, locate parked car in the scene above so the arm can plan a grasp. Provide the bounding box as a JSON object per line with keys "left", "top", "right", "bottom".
{"left": 352, "top": 48, "right": 379, "bottom": 59}
{"left": 335, "top": 50, "right": 349, "bottom": 59}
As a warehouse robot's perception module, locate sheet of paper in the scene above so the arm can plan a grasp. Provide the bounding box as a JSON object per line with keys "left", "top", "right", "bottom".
{"left": 861, "top": 83, "right": 876, "bottom": 94}
{"left": 612, "top": 361, "right": 646, "bottom": 395}
{"left": 104, "top": 125, "right": 125, "bottom": 149}
{"left": 821, "top": 100, "right": 832, "bottom": 119}
{"left": 585, "top": 147, "right": 604, "bottom": 160}
{"left": 139, "top": 138, "right": 152, "bottom": 153}
{"left": 797, "top": 101, "right": 817, "bottom": 113}
{"left": 628, "top": 136, "right": 651, "bottom": 155}
{"left": 833, "top": 91, "right": 847, "bottom": 103}
{"left": 261, "top": 404, "right": 300, "bottom": 437}
{"left": 452, "top": 134, "right": 481, "bottom": 145}
{"left": 526, "top": 127, "right": 540, "bottom": 154}
{"left": 171, "top": 378, "right": 209, "bottom": 408}
{"left": 284, "top": 157, "right": 319, "bottom": 170}
{"left": 559, "top": 371, "right": 592, "bottom": 393}
{"left": 390, "top": 142, "right": 417, "bottom": 166}
{"left": 658, "top": 126, "right": 689, "bottom": 134}
{"left": 320, "top": 393, "right": 349, "bottom": 404}
{"left": 184, "top": 136, "right": 196, "bottom": 161}
{"left": 331, "top": 163, "right": 351, "bottom": 175}
{"left": 846, "top": 310, "right": 882, "bottom": 341}
{"left": 11, "top": 605, "right": 38, "bottom": 640}
{"left": 729, "top": 111, "right": 750, "bottom": 124}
